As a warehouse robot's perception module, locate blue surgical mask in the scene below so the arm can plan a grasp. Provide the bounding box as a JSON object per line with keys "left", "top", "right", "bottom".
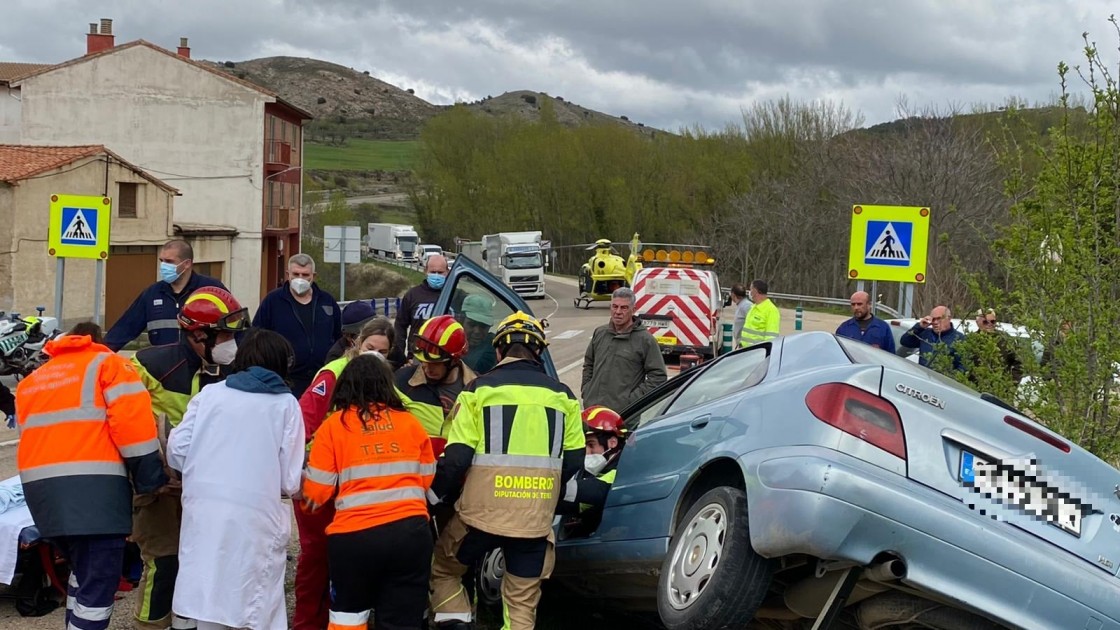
{"left": 427, "top": 273, "right": 446, "bottom": 290}
{"left": 159, "top": 261, "right": 183, "bottom": 284}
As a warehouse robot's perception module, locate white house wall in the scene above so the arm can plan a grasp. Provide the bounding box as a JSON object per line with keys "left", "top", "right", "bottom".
{"left": 17, "top": 45, "right": 269, "bottom": 311}
{"left": 0, "top": 86, "right": 21, "bottom": 144}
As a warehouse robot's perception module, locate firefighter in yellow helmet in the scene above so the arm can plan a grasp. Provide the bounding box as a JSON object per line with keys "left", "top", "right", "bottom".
{"left": 428, "top": 312, "right": 585, "bottom": 630}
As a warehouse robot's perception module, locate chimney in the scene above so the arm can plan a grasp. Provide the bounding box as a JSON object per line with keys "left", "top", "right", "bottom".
{"left": 177, "top": 37, "right": 191, "bottom": 59}
{"left": 85, "top": 18, "right": 115, "bottom": 55}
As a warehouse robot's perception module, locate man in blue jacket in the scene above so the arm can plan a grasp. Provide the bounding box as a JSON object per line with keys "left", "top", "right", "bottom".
{"left": 900, "top": 305, "right": 965, "bottom": 371}
{"left": 104, "top": 240, "right": 226, "bottom": 351}
{"left": 835, "top": 290, "right": 896, "bottom": 354}
{"left": 251, "top": 253, "right": 341, "bottom": 397}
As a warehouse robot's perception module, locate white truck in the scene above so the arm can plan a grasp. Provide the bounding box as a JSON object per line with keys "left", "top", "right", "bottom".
{"left": 481, "top": 231, "right": 547, "bottom": 299}
{"left": 367, "top": 223, "right": 420, "bottom": 262}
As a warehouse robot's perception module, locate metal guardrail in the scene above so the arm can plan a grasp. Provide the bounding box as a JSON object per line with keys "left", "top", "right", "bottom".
{"left": 719, "top": 287, "right": 901, "bottom": 319}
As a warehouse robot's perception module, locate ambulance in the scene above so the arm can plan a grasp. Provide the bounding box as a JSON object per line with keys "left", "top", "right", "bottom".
{"left": 631, "top": 248, "right": 723, "bottom": 360}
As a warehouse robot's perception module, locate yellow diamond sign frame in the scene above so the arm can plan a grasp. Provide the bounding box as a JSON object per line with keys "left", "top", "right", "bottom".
{"left": 847, "top": 204, "right": 930, "bottom": 284}
{"left": 48, "top": 194, "right": 112, "bottom": 259}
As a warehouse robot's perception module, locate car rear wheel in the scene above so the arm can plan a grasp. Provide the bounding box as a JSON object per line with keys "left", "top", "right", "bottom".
{"left": 475, "top": 548, "right": 505, "bottom": 611}
{"left": 657, "top": 486, "right": 773, "bottom": 630}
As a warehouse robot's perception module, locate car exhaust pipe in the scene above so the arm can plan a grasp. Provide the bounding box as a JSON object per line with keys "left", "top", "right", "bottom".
{"left": 781, "top": 559, "right": 905, "bottom": 619}
{"left": 865, "top": 558, "right": 907, "bottom": 583}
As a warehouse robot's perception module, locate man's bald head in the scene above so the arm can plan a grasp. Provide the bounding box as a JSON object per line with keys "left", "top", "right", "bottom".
{"left": 849, "top": 291, "right": 872, "bottom": 320}
{"left": 425, "top": 254, "right": 449, "bottom": 275}
{"left": 929, "top": 305, "right": 952, "bottom": 333}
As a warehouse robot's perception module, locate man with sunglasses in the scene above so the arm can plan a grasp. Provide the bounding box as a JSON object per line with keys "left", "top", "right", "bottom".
{"left": 901, "top": 305, "right": 965, "bottom": 372}
{"left": 129, "top": 286, "right": 249, "bottom": 630}
{"left": 972, "top": 308, "right": 1024, "bottom": 383}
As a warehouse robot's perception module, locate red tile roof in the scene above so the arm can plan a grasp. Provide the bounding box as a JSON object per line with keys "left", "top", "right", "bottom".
{"left": 0, "top": 62, "right": 53, "bottom": 84}
{"left": 0, "top": 144, "right": 179, "bottom": 193}
{"left": 9, "top": 40, "right": 312, "bottom": 119}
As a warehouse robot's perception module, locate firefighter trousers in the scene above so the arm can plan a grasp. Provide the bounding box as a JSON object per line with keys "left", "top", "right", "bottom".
{"left": 132, "top": 494, "right": 194, "bottom": 629}
{"left": 430, "top": 514, "right": 554, "bottom": 630}
{"left": 58, "top": 534, "right": 127, "bottom": 630}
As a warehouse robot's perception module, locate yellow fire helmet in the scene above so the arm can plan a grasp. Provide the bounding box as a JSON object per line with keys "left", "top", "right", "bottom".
{"left": 492, "top": 311, "right": 548, "bottom": 352}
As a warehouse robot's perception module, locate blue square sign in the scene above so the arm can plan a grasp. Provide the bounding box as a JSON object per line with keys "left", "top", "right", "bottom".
{"left": 864, "top": 220, "right": 912, "bottom": 267}
{"left": 59, "top": 207, "right": 98, "bottom": 246}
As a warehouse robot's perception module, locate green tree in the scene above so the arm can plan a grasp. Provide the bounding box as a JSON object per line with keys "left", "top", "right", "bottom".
{"left": 972, "top": 23, "right": 1120, "bottom": 460}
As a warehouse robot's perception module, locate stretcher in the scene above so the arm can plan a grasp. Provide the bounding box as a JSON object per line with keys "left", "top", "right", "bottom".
{"left": 0, "top": 501, "right": 70, "bottom": 615}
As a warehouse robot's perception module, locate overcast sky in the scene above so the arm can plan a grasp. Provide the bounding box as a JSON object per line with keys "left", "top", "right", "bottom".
{"left": 2, "top": 0, "right": 1115, "bottom": 132}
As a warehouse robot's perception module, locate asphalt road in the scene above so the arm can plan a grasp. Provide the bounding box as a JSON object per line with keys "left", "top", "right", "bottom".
{"left": 0, "top": 276, "right": 848, "bottom": 628}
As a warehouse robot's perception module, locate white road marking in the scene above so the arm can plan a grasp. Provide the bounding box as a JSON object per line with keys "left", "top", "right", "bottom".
{"left": 0, "top": 438, "right": 18, "bottom": 447}
{"left": 552, "top": 329, "right": 584, "bottom": 341}
{"left": 557, "top": 359, "right": 584, "bottom": 375}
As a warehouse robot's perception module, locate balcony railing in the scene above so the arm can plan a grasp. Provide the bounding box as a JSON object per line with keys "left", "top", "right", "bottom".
{"left": 264, "top": 205, "right": 298, "bottom": 230}
{"left": 266, "top": 141, "right": 292, "bottom": 169}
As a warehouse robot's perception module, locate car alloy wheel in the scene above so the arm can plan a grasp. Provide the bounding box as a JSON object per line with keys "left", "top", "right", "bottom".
{"left": 475, "top": 548, "right": 505, "bottom": 609}
{"left": 666, "top": 502, "right": 727, "bottom": 609}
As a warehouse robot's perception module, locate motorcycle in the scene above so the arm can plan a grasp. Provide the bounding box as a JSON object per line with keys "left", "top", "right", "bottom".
{"left": 0, "top": 307, "right": 60, "bottom": 379}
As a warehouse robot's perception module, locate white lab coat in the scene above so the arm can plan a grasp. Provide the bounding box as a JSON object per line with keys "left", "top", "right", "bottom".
{"left": 167, "top": 375, "right": 305, "bottom": 630}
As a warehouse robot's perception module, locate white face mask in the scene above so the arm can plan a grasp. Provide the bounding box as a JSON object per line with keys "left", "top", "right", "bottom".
{"left": 290, "top": 278, "right": 312, "bottom": 296}
{"left": 362, "top": 349, "right": 385, "bottom": 361}
{"left": 584, "top": 453, "right": 608, "bottom": 475}
{"left": 211, "top": 339, "right": 238, "bottom": 365}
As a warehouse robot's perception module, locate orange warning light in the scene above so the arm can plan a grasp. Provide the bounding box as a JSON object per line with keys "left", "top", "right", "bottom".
{"left": 849, "top": 269, "right": 859, "bottom": 278}
{"left": 656, "top": 249, "right": 669, "bottom": 262}
{"left": 102, "top": 197, "right": 111, "bottom": 205}
{"left": 642, "top": 249, "right": 655, "bottom": 261}
{"left": 853, "top": 206, "right": 863, "bottom": 214}
{"left": 915, "top": 273, "right": 925, "bottom": 282}
{"left": 50, "top": 195, "right": 58, "bottom": 203}
{"left": 919, "top": 207, "right": 929, "bottom": 217}
{"left": 48, "top": 248, "right": 56, "bottom": 256}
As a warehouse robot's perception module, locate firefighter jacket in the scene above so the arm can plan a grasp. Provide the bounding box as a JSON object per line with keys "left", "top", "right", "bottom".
{"left": 103, "top": 272, "right": 226, "bottom": 351}
{"left": 394, "top": 362, "right": 476, "bottom": 439}
{"left": 15, "top": 335, "right": 168, "bottom": 537}
{"left": 740, "top": 298, "right": 780, "bottom": 347}
{"left": 302, "top": 404, "right": 434, "bottom": 535}
{"left": 131, "top": 339, "right": 228, "bottom": 429}
{"left": 431, "top": 358, "right": 585, "bottom": 539}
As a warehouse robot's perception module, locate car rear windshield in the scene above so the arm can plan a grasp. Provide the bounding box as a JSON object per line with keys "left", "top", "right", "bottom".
{"left": 835, "top": 335, "right": 979, "bottom": 396}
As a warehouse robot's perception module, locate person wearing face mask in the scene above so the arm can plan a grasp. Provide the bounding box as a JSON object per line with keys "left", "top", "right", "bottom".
{"left": 394, "top": 315, "right": 476, "bottom": 454}
{"left": 129, "top": 286, "right": 249, "bottom": 630}
{"left": 558, "top": 406, "right": 628, "bottom": 538}
{"left": 104, "top": 240, "right": 227, "bottom": 352}
{"left": 393, "top": 254, "right": 450, "bottom": 359}
{"left": 292, "top": 317, "right": 396, "bottom": 630}
{"left": 252, "top": 254, "right": 342, "bottom": 398}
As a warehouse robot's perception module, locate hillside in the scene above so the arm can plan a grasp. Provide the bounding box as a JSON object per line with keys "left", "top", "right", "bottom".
{"left": 208, "top": 57, "right": 441, "bottom": 140}
{"left": 463, "top": 90, "right": 662, "bottom": 138}
{"left": 208, "top": 57, "right": 664, "bottom": 140}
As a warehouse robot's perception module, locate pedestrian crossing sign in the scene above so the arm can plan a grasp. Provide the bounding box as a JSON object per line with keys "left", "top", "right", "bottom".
{"left": 847, "top": 205, "right": 929, "bottom": 283}
{"left": 48, "top": 194, "right": 112, "bottom": 259}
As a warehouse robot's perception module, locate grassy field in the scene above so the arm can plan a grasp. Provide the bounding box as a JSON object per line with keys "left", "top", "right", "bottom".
{"left": 305, "top": 139, "right": 420, "bottom": 171}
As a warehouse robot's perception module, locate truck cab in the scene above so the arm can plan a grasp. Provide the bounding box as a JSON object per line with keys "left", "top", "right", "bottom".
{"left": 482, "top": 231, "right": 547, "bottom": 299}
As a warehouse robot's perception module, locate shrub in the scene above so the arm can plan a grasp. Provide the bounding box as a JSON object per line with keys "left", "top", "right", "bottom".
{"left": 407, "top": 88, "right": 415, "bottom": 94}
{"left": 223, "top": 61, "right": 235, "bottom": 68}
{"left": 317, "top": 96, "right": 327, "bottom": 104}
{"left": 334, "top": 175, "right": 349, "bottom": 189}
{"left": 620, "top": 115, "right": 629, "bottom": 121}
{"left": 521, "top": 94, "right": 537, "bottom": 105}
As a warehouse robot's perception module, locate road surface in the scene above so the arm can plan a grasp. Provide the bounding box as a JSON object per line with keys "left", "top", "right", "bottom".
{"left": 344, "top": 192, "right": 411, "bottom": 207}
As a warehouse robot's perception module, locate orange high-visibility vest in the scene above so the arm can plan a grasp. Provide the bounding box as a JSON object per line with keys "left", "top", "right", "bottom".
{"left": 302, "top": 404, "right": 434, "bottom": 535}
{"left": 16, "top": 334, "right": 166, "bottom": 537}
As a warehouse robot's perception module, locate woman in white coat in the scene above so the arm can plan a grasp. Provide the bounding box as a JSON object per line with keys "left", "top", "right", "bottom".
{"left": 167, "top": 329, "right": 305, "bottom": 630}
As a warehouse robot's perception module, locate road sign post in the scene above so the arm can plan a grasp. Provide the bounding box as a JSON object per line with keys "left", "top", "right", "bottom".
{"left": 848, "top": 204, "right": 930, "bottom": 320}
{"left": 48, "top": 194, "right": 113, "bottom": 325}
{"left": 324, "top": 225, "right": 362, "bottom": 301}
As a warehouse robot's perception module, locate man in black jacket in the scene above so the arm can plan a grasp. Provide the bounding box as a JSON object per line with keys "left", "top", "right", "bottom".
{"left": 393, "top": 254, "right": 449, "bottom": 357}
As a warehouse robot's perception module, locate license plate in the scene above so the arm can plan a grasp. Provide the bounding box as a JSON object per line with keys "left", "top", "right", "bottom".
{"left": 959, "top": 450, "right": 1082, "bottom": 536}
{"left": 655, "top": 335, "right": 678, "bottom": 346}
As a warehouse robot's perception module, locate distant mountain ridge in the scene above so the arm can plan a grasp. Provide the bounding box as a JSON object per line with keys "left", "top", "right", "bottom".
{"left": 208, "top": 56, "right": 662, "bottom": 140}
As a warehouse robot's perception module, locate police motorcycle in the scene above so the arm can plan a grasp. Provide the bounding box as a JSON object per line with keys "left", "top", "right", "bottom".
{"left": 573, "top": 234, "right": 644, "bottom": 309}
{"left": 0, "top": 307, "right": 60, "bottom": 379}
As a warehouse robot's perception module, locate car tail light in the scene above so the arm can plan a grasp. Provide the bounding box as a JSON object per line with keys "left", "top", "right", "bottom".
{"left": 1004, "top": 415, "right": 1071, "bottom": 453}
{"left": 805, "top": 383, "right": 906, "bottom": 460}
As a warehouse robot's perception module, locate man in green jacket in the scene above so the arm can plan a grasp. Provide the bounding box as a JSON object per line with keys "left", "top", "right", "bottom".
{"left": 740, "top": 279, "right": 781, "bottom": 348}
{"left": 581, "top": 287, "right": 667, "bottom": 411}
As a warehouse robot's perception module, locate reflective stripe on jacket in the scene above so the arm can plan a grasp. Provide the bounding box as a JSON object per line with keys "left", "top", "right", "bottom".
{"left": 740, "top": 298, "right": 780, "bottom": 347}
{"left": 16, "top": 334, "right": 168, "bottom": 537}
{"left": 103, "top": 273, "right": 227, "bottom": 351}
{"left": 446, "top": 358, "right": 585, "bottom": 538}
{"left": 394, "top": 363, "right": 476, "bottom": 439}
{"left": 132, "top": 340, "right": 228, "bottom": 428}
{"left": 302, "top": 404, "right": 434, "bottom": 535}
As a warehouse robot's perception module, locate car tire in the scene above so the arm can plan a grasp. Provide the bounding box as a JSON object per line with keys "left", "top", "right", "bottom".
{"left": 657, "top": 486, "right": 773, "bottom": 630}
